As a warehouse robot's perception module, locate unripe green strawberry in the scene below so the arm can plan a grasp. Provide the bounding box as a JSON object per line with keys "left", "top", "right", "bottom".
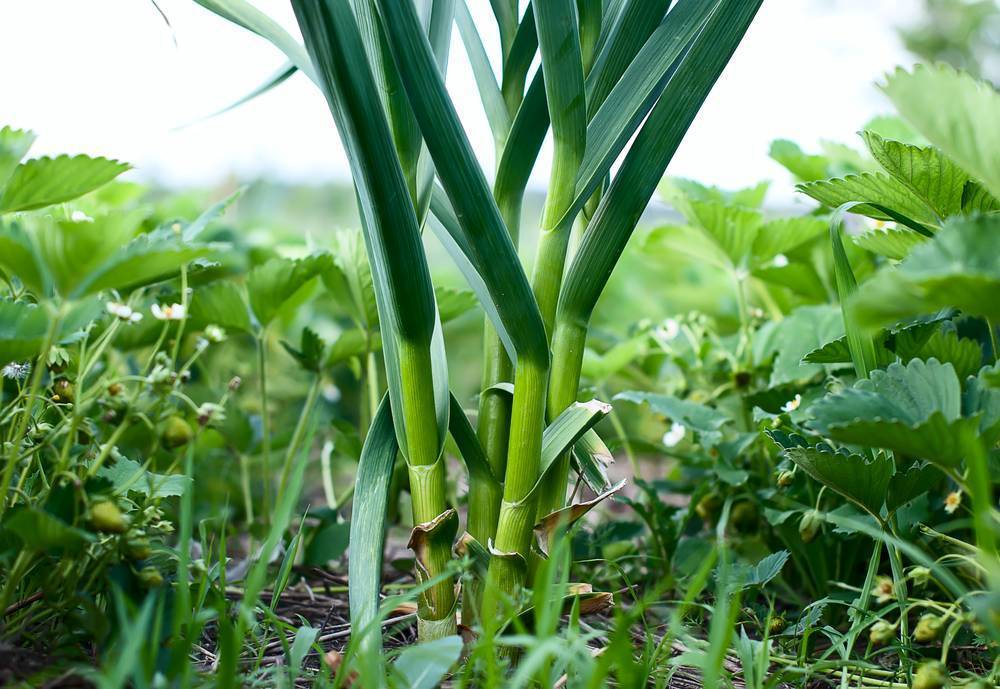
{"left": 868, "top": 620, "right": 896, "bottom": 645}
{"left": 730, "top": 501, "right": 758, "bottom": 532}
{"left": 912, "top": 662, "right": 948, "bottom": 689}
{"left": 798, "top": 510, "right": 822, "bottom": 543}
{"left": 127, "top": 538, "right": 152, "bottom": 560}
{"left": 52, "top": 378, "right": 74, "bottom": 403}
{"left": 914, "top": 613, "right": 943, "bottom": 642}
{"left": 137, "top": 566, "right": 164, "bottom": 588}
{"left": 91, "top": 501, "right": 128, "bottom": 534}
{"left": 161, "top": 415, "right": 193, "bottom": 449}
{"left": 695, "top": 493, "right": 722, "bottom": 523}
{"left": 767, "top": 615, "right": 787, "bottom": 634}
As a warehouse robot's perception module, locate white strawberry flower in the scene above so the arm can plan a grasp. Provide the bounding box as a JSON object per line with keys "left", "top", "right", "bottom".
{"left": 781, "top": 394, "right": 802, "bottom": 413}
{"left": 661, "top": 422, "right": 686, "bottom": 447}
{"left": 106, "top": 301, "right": 142, "bottom": 323}
{"left": 151, "top": 303, "right": 186, "bottom": 321}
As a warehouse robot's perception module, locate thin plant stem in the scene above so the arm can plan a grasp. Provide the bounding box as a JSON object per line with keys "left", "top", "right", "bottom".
{"left": 277, "top": 374, "right": 321, "bottom": 497}
{"left": 0, "top": 305, "right": 64, "bottom": 515}
{"left": 257, "top": 332, "right": 272, "bottom": 520}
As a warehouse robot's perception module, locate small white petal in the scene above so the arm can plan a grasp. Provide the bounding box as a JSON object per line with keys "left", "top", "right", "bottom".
{"left": 661, "top": 422, "right": 686, "bottom": 447}
{"left": 772, "top": 253, "right": 789, "bottom": 268}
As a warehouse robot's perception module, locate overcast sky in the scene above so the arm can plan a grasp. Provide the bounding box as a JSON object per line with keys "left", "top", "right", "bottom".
{"left": 1, "top": 1, "right": 923, "bottom": 204}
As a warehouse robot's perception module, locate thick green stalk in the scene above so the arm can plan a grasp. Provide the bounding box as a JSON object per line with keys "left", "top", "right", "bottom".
{"left": 397, "top": 340, "right": 455, "bottom": 636}
{"left": 529, "top": 0, "right": 586, "bottom": 336}
{"left": 468, "top": 348, "right": 509, "bottom": 544}
{"left": 469, "top": 187, "right": 522, "bottom": 547}
{"left": 537, "top": 318, "right": 588, "bottom": 517}
{"left": 485, "top": 359, "right": 548, "bottom": 606}
{"left": 530, "top": 214, "right": 575, "bottom": 338}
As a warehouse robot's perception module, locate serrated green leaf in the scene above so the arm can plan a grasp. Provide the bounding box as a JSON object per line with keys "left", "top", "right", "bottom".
{"left": 861, "top": 130, "right": 968, "bottom": 219}
{"left": 3, "top": 507, "right": 92, "bottom": 552}
{"left": 758, "top": 305, "right": 844, "bottom": 386}
{"left": 189, "top": 280, "right": 252, "bottom": 334}
{"left": 614, "top": 390, "right": 727, "bottom": 437}
{"left": 728, "top": 550, "right": 789, "bottom": 592}
{"left": 961, "top": 180, "right": 1000, "bottom": 213}
{"left": 914, "top": 328, "right": 983, "bottom": 380}
{"left": 247, "top": 253, "right": 331, "bottom": 329}
{"left": 797, "top": 172, "right": 937, "bottom": 226}
{"left": 281, "top": 327, "right": 326, "bottom": 372}
{"left": 852, "top": 225, "right": 928, "bottom": 260}
{"left": 882, "top": 65, "right": 1000, "bottom": 200}
{"left": 75, "top": 229, "right": 217, "bottom": 298}
{"left": 97, "top": 455, "right": 191, "bottom": 498}
{"left": 769, "top": 139, "right": 829, "bottom": 183}
{"left": 851, "top": 214, "right": 1000, "bottom": 326}
{"left": 0, "top": 221, "right": 46, "bottom": 294}
{"left": 0, "top": 300, "right": 49, "bottom": 368}
{"left": 769, "top": 430, "right": 891, "bottom": 516}
{"left": 661, "top": 182, "right": 763, "bottom": 265}
{"left": 0, "top": 155, "right": 131, "bottom": 213}
{"left": 807, "top": 358, "right": 970, "bottom": 467}
{"left": 434, "top": 285, "right": 477, "bottom": 323}
{"left": 32, "top": 211, "right": 139, "bottom": 297}
{"left": 0, "top": 126, "right": 37, "bottom": 191}
{"left": 751, "top": 216, "right": 827, "bottom": 265}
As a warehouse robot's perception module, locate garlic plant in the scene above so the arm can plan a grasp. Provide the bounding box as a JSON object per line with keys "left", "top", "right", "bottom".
{"left": 193, "top": 0, "right": 763, "bottom": 645}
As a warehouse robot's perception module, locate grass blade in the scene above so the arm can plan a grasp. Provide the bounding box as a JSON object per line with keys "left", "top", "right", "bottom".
{"left": 348, "top": 396, "right": 398, "bottom": 660}
{"left": 830, "top": 205, "right": 879, "bottom": 379}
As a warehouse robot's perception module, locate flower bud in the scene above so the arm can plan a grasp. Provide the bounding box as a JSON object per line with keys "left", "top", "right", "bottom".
{"left": 161, "top": 415, "right": 193, "bottom": 449}
{"left": 912, "top": 662, "right": 947, "bottom": 689}
{"left": 91, "top": 501, "right": 128, "bottom": 534}
{"left": 798, "top": 510, "right": 822, "bottom": 544}
{"left": 909, "top": 566, "right": 931, "bottom": 588}
{"left": 869, "top": 620, "right": 896, "bottom": 645}
{"left": 914, "top": 613, "right": 943, "bottom": 643}
{"left": 137, "top": 566, "right": 164, "bottom": 588}
{"left": 767, "top": 615, "right": 787, "bottom": 634}
{"left": 776, "top": 470, "right": 794, "bottom": 488}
